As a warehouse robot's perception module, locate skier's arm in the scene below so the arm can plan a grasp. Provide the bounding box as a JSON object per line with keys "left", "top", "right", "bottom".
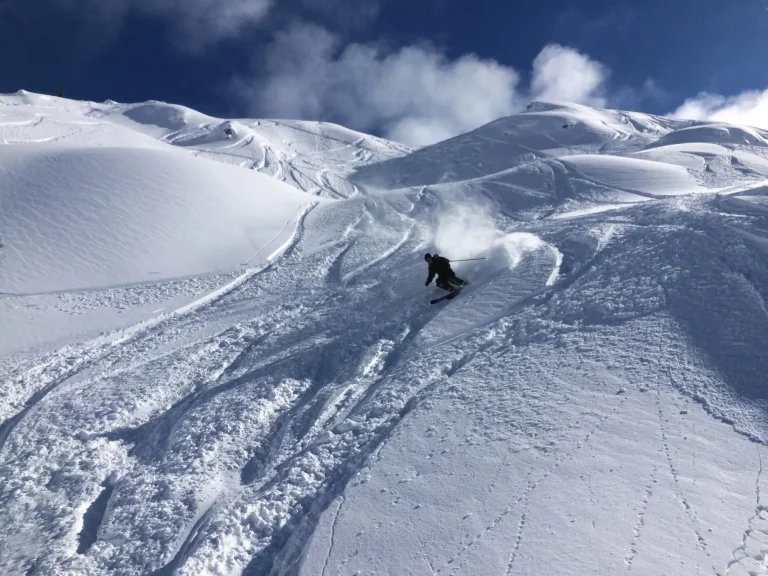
{"left": 425, "top": 268, "right": 435, "bottom": 286}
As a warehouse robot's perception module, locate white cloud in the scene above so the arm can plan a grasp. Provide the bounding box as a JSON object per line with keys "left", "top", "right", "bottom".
{"left": 240, "top": 22, "right": 522, "bottom": 146}
{"left": 672, "top": 90, "right": 768, "bottom": 130}
{"left": 235, "top": 27, "right": 618, "bottom": 146}
{"left": 530, "top": 44, "right": 608, "bottom": 106}
{"left": 153, "top": 0, "right": 272, "bottom": 43}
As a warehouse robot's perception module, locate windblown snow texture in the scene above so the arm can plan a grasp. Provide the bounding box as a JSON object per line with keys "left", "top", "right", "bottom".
{"left": 2, "top": 92, "right": 768, "bottom": 576}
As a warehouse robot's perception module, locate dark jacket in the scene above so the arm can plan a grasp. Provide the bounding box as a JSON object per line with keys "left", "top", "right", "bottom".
{"left": 426, "top": 255, "right": 453, "bottom": 285}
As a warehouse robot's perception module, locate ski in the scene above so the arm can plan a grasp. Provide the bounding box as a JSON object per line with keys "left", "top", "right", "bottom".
{"left": 430, "top": 287, "right": 464, "bottom": 304}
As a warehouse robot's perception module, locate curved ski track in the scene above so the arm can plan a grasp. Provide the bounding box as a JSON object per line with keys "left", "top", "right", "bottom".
{"left": 0, "top": 190, "right": 539, "bottom": 576}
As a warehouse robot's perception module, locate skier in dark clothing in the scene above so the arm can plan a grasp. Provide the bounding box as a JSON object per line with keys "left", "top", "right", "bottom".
{"left": 424, "top": 253, "right": 466, "bottom": 292}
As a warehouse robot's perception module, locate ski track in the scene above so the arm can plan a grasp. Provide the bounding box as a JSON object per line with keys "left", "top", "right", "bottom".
{"left": 6, "top": 97, "right": 768, "bottom": 576}
{"left": 319, "top": 496, "right": 344, "bottom": 576}
{"left": 726, "top": 446, "right": 768, "bottom": 576}
{"left": 341, "top": 223, "right": 414, "bottom": 283}
{"left": 655, "top": 390, "right": 714, "bottom": 575}
{"left": 626, "top": 464, "right": 657, "bottom": 573}
{"left": 0, "top": 184, "right": 499, "bottom": 575}
{"left": 0, "top": 203, "right": 316, "bottom": 458}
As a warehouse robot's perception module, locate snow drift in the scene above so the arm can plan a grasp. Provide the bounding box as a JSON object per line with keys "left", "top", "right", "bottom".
{"left": 0, "top": 145, "right": 312, "bottom": 293}
{"left": 4, "top": 92, "right": 768, "bottom": 576}
{"left": 646, "top": 123, "right": 768, "bottom": 149}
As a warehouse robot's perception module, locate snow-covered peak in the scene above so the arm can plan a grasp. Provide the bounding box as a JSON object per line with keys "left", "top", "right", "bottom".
{"left": 3, "top": 92, "right": 768, "bottom": 576}
{"left": 646, "top": 122, "right": 768, "bottom": 149}
{"left": 350, "top": 101, "right": 685, "bottom": 191}
{"left": 352, "top": 100, "right": 768, "bottom": 221}
{"left": 0, "top": 91, "right": 411, "bottom": 193}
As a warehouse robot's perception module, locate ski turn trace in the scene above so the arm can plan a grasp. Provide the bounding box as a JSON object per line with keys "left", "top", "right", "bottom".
{"left": 2, "top": 92, "right": 768, "bottom": 576}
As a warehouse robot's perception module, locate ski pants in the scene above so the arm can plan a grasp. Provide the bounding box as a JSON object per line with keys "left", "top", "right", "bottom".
{"left": 437, "top": 274, "right": 464, "bottom": 291}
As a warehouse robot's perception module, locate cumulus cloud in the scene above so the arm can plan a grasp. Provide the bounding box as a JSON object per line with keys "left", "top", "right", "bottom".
{"left": 237, "top": 27, "right": 615, "bottom": 146}
{"left": 530, "top": 44, "right": 608, "bottom": 106}
{"left": 239, "top": 22, "right": 522, "bottom": 146}
{"left": 149, "top": 0, "right": 272, "bottom": 43}
{"left": 672, "top": 90, "right": 768, "bottom": 130}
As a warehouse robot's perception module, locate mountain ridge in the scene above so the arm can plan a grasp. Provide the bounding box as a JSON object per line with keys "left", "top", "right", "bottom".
{"left": 2, "top": 91, "right": 768, "bottom": 576}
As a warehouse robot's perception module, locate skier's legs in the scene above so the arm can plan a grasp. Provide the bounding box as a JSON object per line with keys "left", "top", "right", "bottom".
{"left": 437, "top": 274, "right": 465, "bottom": 291}
{"left": 436, "top": 277, "right": 452, "bottom": 291}
{"left": 446, "top": 272, "right": 466, "bottom": 289}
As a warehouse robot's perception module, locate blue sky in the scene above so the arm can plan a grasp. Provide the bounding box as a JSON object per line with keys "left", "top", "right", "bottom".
{"left": 2, "top": 0, "right": 768, "bottom": 144}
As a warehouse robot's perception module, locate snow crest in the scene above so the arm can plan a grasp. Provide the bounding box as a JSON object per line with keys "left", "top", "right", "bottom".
{"left": 3, "top": 92, "right": 768, "bottom": 576}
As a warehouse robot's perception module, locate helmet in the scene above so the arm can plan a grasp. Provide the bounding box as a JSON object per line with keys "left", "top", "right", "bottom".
{"left": 424, "top": 253, "right": 432, "bottom": 261}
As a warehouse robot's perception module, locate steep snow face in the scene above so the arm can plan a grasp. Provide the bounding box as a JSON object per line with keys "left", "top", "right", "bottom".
{"left": 0, "top": 145, "right": 313, "bottom": 293}
{"left": 0, "top": 92, "right": 411, "bottom": 200}
{"left": 3, "top": 93, "right": 768, "bottom": 576}
{"left": 351, "top": 101, "right": 689, "bottom": 190}
{"left": 0, "top": 92, "right": 413, "bottom": 296}
{"left": 111, "top": 101, "right": 412, "bottom": 199}
{"left": 561, "top": 154, "right": 710, "bottom": 196}
{"left": 647, "top": 123, "right": 768, "bottom": 149}
{"left": 353, "top": 101, "right": 768, "bottom": 218}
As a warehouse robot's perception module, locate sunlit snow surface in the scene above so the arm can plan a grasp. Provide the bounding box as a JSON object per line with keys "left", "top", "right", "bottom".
{"left": 3, "top": 92, "right": 768, "bottom": 576}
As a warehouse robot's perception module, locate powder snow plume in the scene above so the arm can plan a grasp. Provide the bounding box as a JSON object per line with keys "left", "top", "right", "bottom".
{"left": 430, "top": 199, "right": 542, "bottom": 271}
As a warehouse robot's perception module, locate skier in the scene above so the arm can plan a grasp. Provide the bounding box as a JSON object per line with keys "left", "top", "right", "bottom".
{"left": 424, "top": 253, "right": 466, "bottom": 292}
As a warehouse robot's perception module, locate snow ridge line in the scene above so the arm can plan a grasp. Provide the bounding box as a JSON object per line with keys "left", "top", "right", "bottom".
{"left": 0, "top": 203, "right": 316, "bottom": 458}
{"left": 242, "top": 218, "right": 292, "bottom": 266}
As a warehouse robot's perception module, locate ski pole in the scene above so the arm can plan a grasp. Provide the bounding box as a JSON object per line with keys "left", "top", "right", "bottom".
{"left": 449, "top": 257, "right": 487, "bottom": 262}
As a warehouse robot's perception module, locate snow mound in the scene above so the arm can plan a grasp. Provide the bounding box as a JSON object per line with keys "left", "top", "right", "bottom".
{"left": 721, "top": 184, "right": 768, "bottom": 214}
{"left": 632, "top": 142, "right": 729, "bottom": 170}
{"left": 0, "top": 145, "right": 313, "bottom": 293}
{"left": 632, "top": 143, "right": 768, "bottom": 181}
{"left": 112, "top": 101, "right": 411, "bottom": 197}
{"left": 0, "top": 105, "right": 165, "bottom": 150}
{"left": 419, "top": 153, "right": 705, "bottom": 218}
{"left": 561, "top": 154, "right": 710, "bottom": 197}
{"left": 6, "top": 92, "right": 768, "bottom": 576}
{"left": 647, "top": 123, "right": 768, "bottom": 149}
{"left": 121, "top": 102, "right": 214, "bottom": 133}
{"left": 351, "top": 102, "right": 686, "bottom": 191}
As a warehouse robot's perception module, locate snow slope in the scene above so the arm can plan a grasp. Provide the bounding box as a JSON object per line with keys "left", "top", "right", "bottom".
{"left": 0, "top": 144, "right": 313, "bottom": 293}
{"left": 350, "top": 101, "right": 687, "bottom": 190}
{"left": 3, "top": 93, "right": 768, "bottom": 576}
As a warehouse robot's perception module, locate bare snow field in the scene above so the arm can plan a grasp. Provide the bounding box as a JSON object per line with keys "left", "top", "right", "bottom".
{"left": 2, "top": 91, "right": 768, "bottom": 576}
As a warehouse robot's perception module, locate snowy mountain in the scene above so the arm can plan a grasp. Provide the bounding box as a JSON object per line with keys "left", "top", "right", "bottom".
{"left": 2, "top": 91, "right": 768, "bottom": 576}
